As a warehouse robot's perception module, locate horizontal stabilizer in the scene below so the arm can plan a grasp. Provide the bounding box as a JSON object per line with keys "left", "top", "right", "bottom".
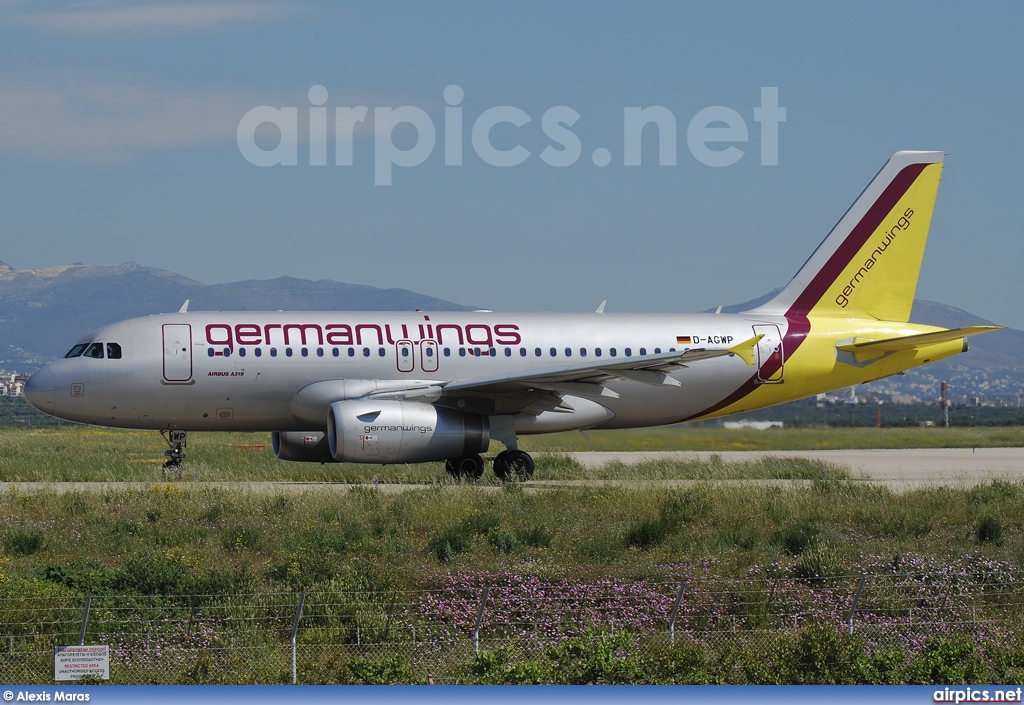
{"left": 728, "top": 334, "right": 765, "bottom": 367}
{"left": 836, "top": 325, "right": 1003, "bottom": 362}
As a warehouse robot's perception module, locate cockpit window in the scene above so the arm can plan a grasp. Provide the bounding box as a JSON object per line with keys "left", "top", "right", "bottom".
{"left": 83, "top": 342, "right": 104, "bottom": 359}
{"left": 64, "top": 344, "right": 88, "bottom": 358}
{"left": 106, "top": 343, "right": 122, "bottom": 360}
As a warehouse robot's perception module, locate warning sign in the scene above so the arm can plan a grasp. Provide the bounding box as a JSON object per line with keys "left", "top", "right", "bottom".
{"left": 54, "top": 645, "right": 109, "bottom": 681}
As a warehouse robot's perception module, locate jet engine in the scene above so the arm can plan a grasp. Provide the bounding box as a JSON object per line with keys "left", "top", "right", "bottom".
{"left": 271, "top": 431, "right": 337, "bottom": 463}
{"left": 328, "top": 400, "right": 489, "bottom": 464}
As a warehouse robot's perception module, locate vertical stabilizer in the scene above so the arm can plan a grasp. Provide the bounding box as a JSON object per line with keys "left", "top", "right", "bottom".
{"left": 749, "top": 151, "right": 944, "bottom": 322}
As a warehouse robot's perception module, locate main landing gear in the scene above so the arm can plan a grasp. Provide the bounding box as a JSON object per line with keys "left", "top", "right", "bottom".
{"left": 444, "top": 450, "right": 535, "bottom": 482}
{"left": 445, "top": 454, "right": 485, "bottom": 480}
{"left": 493, "top": 450, "right": 535, "bottom": 482}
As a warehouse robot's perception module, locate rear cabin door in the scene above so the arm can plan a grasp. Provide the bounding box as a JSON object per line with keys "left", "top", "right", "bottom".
{"left": 753, "top": 324, "right": 784, "bottom": 383}
{"left": 162, "top": 324, "right": 193, "bottom": 382}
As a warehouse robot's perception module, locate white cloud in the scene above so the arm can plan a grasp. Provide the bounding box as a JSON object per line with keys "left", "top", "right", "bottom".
{"left": 0, "top": 66, "right": 399, "bottom": 163}
{"left": 0, "top": 66, "right": 273, "bottom": 162}
{"left": 6, "top": 0, "right": 293, "bottom": 35}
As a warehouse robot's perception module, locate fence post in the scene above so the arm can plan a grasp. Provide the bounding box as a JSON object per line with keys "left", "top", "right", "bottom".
{"left": 669, "top": 580, "right": 687, "bottom": 646}
{"left": 847, "top": 575, "right": 866, "bottom": 635}
{"left": 764, "top": 579, "right": 778, "bottom": 620}
{"left": 291, "top": 591, "right": 306, "bottom": 685}
{"left": 79, "top": 596, "right": 92, "bottom": 646}
{"left": 187, "top": 596, "right": 197, "bottom": 638}
{"left": 474, "top": 587, "right": 490, "bottom": 656}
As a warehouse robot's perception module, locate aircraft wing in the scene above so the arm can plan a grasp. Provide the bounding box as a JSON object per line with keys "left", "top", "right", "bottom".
{"left": 439, "top": 346, "right": 734, "bottom": 400}
{"left": 836, "top": 325, "right": 1003, "bottom": 363}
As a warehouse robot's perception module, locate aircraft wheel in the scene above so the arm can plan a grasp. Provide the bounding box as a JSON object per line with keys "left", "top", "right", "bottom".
{"left": 493, "top": 450, "right": 534, "bottom": 481}
{"left": 446, "top": 454, "right": 485, "bottom": 480}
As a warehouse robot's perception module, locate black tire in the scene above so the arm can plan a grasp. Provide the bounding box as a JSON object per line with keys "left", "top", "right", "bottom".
{"left": 446, "top": 454, "right": 484, "bottom": 480}
{"left": 493, "top": 450, "right": 534, "bottom": 481}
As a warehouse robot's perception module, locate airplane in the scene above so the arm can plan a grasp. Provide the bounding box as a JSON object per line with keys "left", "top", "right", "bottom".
{"left": 23, "top": 151, "right": 1002, "bottom": 480}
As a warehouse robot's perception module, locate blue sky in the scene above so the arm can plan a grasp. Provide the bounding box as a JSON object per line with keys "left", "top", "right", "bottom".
{"left": 1, "top": 1, "right": 1022, "bottom": 327}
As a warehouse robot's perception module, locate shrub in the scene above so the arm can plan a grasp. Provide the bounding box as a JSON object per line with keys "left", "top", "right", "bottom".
{"left": 112, "top": 519, "right": 145, "bottom": 536}
{"left": 342, "top": 655, "right": 415, "bottom": 684}
{"left": 577, "top": 530, "right": 622, "bottom": 563}
{"left": 222, "top": 526, "right": 264, "bottom": 551}
{"left": 792, "top": 544, "right": 844, "bottom": 583}
{"left": 429, "top": 525, "right": 473, "bottom": 563}
{"left": 544, "top": 628, "right": 640, "bottom": 684}
{"left": 774, "top": 521, "right": 819, "bottom": 556}
{"left": 472, "top": 648, "right": 549, "bottom": 684}
{"left": 61, "top": 492, "right": 90, "bottom": 516}
{"left": 487, "top": 528, "right": 517, "bottom": 554}
{"left": 5, "top": 527, "right": 45, "bottom": 555}
{"left": 430, "top": 513, "right": 501, "bottom": 562}
{"left": 515, "top": 526, "right": 553, "bottom": 549}
{"left": 116, "top": 549, "right": 188, "bottom": 595}
{"left": 42, "top": 560, "right": 115, "bottom": 594}
{"left": 659, "top": 489, "right": 710, "bottom": 526}
{"left": 976, "top": 516, "right": 1004, "bottom": 545}
{"left": 624, "top": 519, "right": 669, "bottom": 550}
{"left": 904, "top": 637, "right": 990, "bottom": 684}
{"left": 968, "top": 480, "right": 1019, "bottom": 504}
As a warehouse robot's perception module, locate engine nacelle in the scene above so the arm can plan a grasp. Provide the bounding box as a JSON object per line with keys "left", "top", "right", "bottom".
{"left": 328, "top": 400, "right": 489, "bottom": 464}
{"left": 272, "top": 431, "right": 338, "bottom": 463}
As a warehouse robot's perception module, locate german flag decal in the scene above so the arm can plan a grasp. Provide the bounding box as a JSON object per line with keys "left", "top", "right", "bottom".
{"left": 676, "top": 336, "right": 692, "bottom": 345}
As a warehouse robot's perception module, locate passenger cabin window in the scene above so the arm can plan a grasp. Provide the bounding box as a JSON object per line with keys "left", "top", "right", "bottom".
{"left": 83, "top": 342, "right": 104, "bottom": 359}
{"left": 65, "top": 344, "right": 88, "bottom": 358}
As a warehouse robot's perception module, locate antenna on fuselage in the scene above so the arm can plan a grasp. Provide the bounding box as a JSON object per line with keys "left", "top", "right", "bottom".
{"left": 178, "top": 300, "right": 190, "bottom": 313}
{"left": 596, "top": 301, "right": 607, "bottom": 314}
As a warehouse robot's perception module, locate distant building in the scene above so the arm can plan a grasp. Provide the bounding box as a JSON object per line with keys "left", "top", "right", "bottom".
{"left": 723, "top": 420, "right": 784, "bottom": 430}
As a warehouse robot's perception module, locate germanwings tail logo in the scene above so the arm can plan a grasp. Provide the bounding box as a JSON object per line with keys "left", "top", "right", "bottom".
{"left": 749, "top": 151, "right": 944, "bottom": 324}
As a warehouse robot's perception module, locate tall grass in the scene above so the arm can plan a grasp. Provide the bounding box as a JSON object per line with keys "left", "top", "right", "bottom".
{"left": 0, "top": 425, "right": 971, "bottom": 483}
{"left": 2, "top": 468, "right": 1021, "bottom": 599}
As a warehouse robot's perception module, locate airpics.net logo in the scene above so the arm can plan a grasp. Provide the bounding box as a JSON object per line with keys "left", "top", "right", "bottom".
{"left": 236, "top": 85, "right": 786, "bottom": 185}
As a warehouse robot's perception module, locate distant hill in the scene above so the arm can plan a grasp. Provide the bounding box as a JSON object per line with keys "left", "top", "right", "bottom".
{"left": 0, "top": 260, "right": 472, "bottom": 368}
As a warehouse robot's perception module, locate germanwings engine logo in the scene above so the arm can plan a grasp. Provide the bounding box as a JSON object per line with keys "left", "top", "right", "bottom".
{"left": 835, "top": 208, "right": 915, "bottom": 309}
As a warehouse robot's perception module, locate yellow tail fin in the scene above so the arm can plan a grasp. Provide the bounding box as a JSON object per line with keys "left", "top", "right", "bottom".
{"left": 751, "top": 151, "right": 944, "bottom": 322}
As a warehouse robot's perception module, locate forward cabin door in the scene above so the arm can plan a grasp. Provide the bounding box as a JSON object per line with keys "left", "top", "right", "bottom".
{"left": 162, "top": 324, "right": 193, "bottom": 383}
{"left": 752, "top": 324, "right": 784, "bottom": 383}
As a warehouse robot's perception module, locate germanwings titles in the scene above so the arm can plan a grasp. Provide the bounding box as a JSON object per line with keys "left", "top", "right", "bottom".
{"left": 24, "top": 151, "right": 1002, "bottom": 480}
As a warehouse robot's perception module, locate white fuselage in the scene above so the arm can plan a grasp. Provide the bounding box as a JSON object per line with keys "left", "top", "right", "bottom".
{"left": 28, "top": 310, "right": 780, "bottom": 432}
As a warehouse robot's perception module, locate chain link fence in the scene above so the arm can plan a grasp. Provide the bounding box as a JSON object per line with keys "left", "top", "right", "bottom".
{"left": 2, "top": 570, "right": 1023, "bottom": 684}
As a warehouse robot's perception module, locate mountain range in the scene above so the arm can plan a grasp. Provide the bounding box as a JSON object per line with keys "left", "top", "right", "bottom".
{"left": 1, "top": 260, "right": 1020, "bottom": 403}
{"left": 0, "top": 260, "right": 471, "bottom": 368}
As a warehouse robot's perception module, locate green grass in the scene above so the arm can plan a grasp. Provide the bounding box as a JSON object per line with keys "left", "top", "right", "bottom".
{"left": 0, "top": 424, "right": 1021, "bottom": 598}
{"left": 2, "top": 467, "right": 1022, "bottom": 596}
{"left": 519, "top": 424, "right": 1024, "bottom": 452}
{"left": 1, "top": 426, "right": 1022, "bottom": 684}
{"left": 1, "top": 425, "right": 1021, "bottom": 483}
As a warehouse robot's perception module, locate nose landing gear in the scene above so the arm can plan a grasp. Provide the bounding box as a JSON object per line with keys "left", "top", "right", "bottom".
{"left": 160, "top": 429, "right": 187, "bottom": 479}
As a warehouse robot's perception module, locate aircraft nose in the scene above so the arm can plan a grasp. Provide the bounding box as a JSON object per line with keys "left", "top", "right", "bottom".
{"left": 24, "top": 368, "right": 55, "bottom": 412}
